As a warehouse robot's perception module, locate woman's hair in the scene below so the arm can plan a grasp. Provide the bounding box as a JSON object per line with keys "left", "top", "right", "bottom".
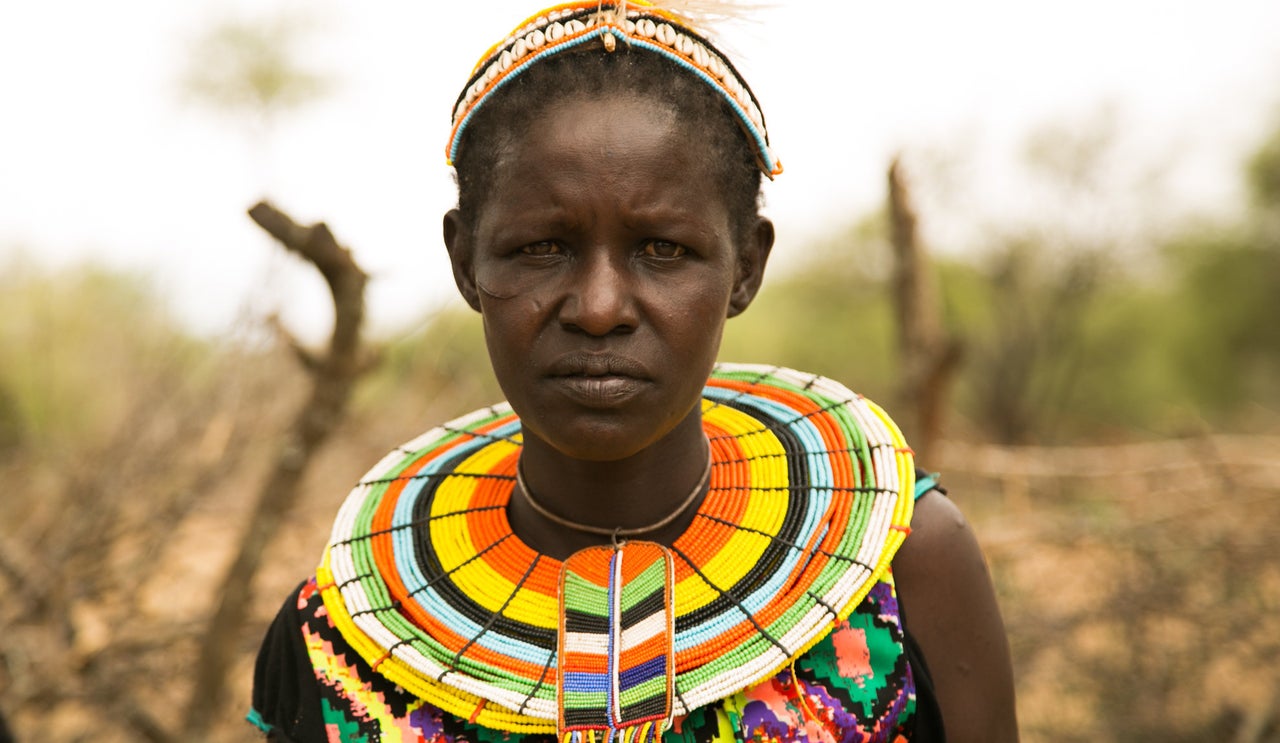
{"left": 452, "top": 47, "right": 764, "bottom": 240}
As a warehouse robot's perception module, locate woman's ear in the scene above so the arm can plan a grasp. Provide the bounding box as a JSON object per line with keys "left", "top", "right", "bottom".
{"left": 727, "top": 217, "right": 774, "bottom": 318}
{"left": 443, "top": 209, "right": 482, "bottom": 312}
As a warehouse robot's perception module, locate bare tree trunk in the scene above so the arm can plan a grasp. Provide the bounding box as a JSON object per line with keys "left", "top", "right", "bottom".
{"left": 182, "top": 202, "right": 369, "bottom": 736}
{"left": 888, "top": 157, "right": 961, "bottom": 460}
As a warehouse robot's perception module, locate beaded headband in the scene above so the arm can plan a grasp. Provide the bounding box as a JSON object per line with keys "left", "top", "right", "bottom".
{"left": 446, "top": 1, "right": 783, "bottom": 178}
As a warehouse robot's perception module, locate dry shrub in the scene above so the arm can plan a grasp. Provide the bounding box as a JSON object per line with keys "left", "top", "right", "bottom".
{"left": 0, "top": 266, "right": 494, "bottom": 741}
{"left": 942, "top": 438, "right": 1280, "bottom": 742}
{"left": 0, "top": 331, "right": 307, "bottom": 740}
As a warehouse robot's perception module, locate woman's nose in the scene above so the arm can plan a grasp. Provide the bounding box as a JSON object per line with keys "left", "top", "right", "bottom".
{"left": 558, "top": 252, "right": 638, "bottom": 336}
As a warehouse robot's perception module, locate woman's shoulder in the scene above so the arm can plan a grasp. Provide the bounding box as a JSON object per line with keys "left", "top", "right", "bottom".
{"left": 893, "top": 488, "right": 1020, "bottom": 742}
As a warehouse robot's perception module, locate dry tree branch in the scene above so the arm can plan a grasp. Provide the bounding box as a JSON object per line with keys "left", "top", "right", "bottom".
{"left": 182, "top": 201, "right": 369, "bottom": 737}
{"left": 888, "top": 157, "right": 962, "bottom": 460}
{"left": 266, "top": 313, "right": 322, "bottom": 373}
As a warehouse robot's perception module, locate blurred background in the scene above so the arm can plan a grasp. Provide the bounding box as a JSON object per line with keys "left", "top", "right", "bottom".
{"left": 2, "top": 0, "right": 1279, "bottom": 740}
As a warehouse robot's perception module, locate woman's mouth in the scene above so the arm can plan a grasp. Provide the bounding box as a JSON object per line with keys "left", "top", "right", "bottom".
{"left": 547, "top": 352, "right": 649, "bottom": 379}
{"left": 551, "top": 375, "right": 646, "bottom": 407}
{"left": 546, "top": 353, "right": 651, "bottom": 407}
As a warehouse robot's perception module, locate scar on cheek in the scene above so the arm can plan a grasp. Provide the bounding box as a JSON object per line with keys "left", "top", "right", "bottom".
{"left": 476, "top": 280, "right": 518, "bottom": 300}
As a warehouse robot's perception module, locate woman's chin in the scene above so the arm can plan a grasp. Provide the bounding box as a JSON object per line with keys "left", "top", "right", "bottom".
{"left": 535, "top": 424, "right": 661, "bottom": 463}
{"left": 516, "top": 390, "right": 705, "bottom": 464}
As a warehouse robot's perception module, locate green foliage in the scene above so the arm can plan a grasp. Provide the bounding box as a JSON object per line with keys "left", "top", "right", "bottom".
{"left": 721, "top": 223, "right": 897, "bottom": 404}
{"left": 180, "top": 14, "right": 330, "bottom": 124}
{"left": 1163, "top": 228, "right": 1280, "bottom": 416}
{"left": 1247, "top": 123, "right": 1280, "bottom": 210}
{"left": 941, "top": 241, "right": 1140, "bottom": 443}
{"left": 0, "top": 260, "right": 207, "bottom": 451}
{"left": 356, "top": 307, "right": 501, "bottom": 416}
{"left": 1054, "top": 278, "right": 1192, "bottom": 433}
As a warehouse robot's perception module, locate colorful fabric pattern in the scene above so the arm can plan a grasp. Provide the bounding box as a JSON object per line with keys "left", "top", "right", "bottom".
{"left": 263, "top": 572, "right": 917, "bottom": 742}
{"left": 252, "top": 365, "right": 922, "bottom": 741}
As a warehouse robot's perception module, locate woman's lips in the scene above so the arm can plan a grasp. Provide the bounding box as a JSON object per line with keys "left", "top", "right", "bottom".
{"left": 546, "top": 354, "right": 651, "bottom": 407}
{"left": 550, "top": 374, "right": 647, "bottom": 407}
{"left": 547, "top": 352, "right": 649, "bottom": 379}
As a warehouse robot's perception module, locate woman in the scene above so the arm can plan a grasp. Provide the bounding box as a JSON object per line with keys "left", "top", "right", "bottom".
{"left": 251, "top": 3, "right": 1017, "bottom": 741}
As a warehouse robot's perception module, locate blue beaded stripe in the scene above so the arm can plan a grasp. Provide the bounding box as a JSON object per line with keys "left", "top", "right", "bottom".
{"left": 447, "top": 27, "right": 780, "bottom": 176}
{"left": 620, "top": 34, "right": 779, "bottom": 174}
{"left": 391, "top": 418, "right": 522, "bottom": 594}
{"left": 449, "top": 31, "right": 602, "bottom": 165}
{"left": 914, "top": 473, "right": 940, "bottom": 500}
{"left": 246, "top": 708, "right": 273, "bottom": 735}
{"left": 378, "top": 419, "right": 555, "bottom": 668}
{"left": 668, "top": 388, "right": 839, "bottom": 650}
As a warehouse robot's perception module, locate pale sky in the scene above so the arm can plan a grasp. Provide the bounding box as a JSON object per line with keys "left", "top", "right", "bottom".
{"left": 3, "top": 0, "right": 1279, "bottom": 340}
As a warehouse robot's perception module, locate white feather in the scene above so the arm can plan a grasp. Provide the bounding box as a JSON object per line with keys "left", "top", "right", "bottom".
{"left": 624, "top": 0, "right": 770, "bottom": 63}
{"left": 652, "top": 0, "right": 770, "bottom": 25}
{"left": 606, "top": 0, "right": 769, "bottom": 34}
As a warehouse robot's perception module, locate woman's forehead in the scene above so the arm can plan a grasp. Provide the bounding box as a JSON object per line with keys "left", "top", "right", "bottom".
{"left": 485, "top": 97, "right": 727, "bottom": 216}
{"left": 501, "top": 94, "right": 680, "bottom": 156}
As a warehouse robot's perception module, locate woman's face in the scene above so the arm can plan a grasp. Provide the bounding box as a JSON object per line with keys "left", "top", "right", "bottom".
{"left": 444, "top": 94, "right": 772, "bottom": 462}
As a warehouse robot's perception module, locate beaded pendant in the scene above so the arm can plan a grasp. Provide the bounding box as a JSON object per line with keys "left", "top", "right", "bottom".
{"left": 558, "top": 541, "right": 675, "bottom": 742}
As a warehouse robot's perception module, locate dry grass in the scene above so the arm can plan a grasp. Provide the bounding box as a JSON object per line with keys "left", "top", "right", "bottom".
{"left": 940, "top": 438, "right": 1280, "bottom": 742}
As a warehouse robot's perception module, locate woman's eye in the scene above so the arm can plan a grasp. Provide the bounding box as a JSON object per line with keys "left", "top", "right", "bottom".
{"left": 642, "top": 240, "right": 687, "bottom": 259}
{"left": 519, "top": 241, "right": 561, "bottom": 256}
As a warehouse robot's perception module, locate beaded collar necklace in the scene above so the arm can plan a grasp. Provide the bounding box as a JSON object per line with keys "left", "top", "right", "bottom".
{"left": 316, "top": 364, "right": 914, "bottom": 737}
{"left": 514, "top": 443, "right": 712, "bottom": 538}
{"left": 446, "top": 1, "right": 783, "bottom": 178}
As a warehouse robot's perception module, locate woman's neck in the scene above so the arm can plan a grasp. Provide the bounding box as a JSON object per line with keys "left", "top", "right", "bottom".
{"left": 509, "top": 407, "right": 710, "bottom": 560}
